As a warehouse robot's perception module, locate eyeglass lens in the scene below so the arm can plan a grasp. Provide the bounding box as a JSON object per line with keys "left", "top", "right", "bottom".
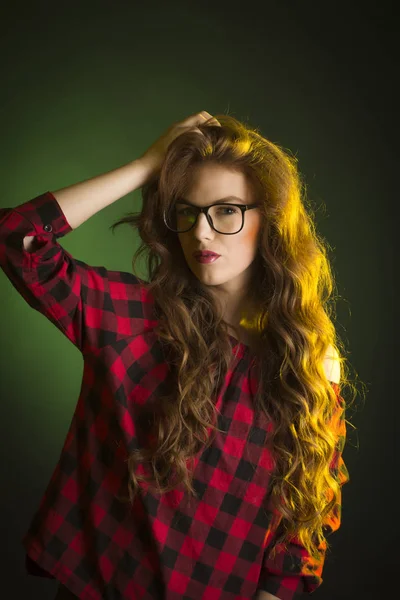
{"left": 166, "top": 204, "right": 243, "bottom": 234}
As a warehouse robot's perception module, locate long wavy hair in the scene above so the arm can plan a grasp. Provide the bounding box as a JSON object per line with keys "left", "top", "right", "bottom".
{"left": 110, "top": 114, "right": 362, "bottom": 561}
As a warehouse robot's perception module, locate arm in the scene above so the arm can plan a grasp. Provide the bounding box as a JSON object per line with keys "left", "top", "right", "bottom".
{"left": 1, "top": 189, "right": 149, "bottom": 352}
{"left": 255, "top": 593, "right": 281, "bottom": 600}
{"left": 31, "top": 111, "right": 217, "bottom": 238}
{"left": 23, "top": 157, "right": 150, "bottom": 250}
{"left": 23, "top": 110, "right": 219, "bottom": 250}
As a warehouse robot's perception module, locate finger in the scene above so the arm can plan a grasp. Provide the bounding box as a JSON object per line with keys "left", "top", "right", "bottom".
{"left": 179, "top": 112, "right": 221, "bottom": 130}
{"left": 200, "top": 112, "right": 221, "bottom": 127}
{"left": 185, "top": 111, "right": 217, "bottom": 126}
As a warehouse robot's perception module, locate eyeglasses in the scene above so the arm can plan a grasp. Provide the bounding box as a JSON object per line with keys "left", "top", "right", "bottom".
{"left": 163, "top": 201, "right": 259, "bottom": 235}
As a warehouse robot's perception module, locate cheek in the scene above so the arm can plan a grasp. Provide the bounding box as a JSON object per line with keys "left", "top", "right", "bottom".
{"left": 239, "top": 222, "right": 260, "bottom": 252}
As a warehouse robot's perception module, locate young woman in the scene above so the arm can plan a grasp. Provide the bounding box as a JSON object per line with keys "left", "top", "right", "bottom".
{"left": 1, "top": 112, "right": 353, "bottom": 600}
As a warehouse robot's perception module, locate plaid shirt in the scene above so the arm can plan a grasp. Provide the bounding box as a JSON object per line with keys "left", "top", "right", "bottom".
{"left": 0, "top": 192, "right": 350, "bottom": 600}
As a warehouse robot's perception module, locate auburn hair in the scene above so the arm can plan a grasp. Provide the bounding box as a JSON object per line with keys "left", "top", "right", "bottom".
{"left": 110, "top": 114, "right": 362, "bottom": 560}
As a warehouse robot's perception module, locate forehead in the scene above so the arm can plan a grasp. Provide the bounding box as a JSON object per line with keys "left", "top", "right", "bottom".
{"left": 181, "top": 163, "right": 253, "bottom": 203}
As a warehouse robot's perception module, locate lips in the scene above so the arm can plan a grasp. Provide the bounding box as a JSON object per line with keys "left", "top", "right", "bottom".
{"left": 193, "top": 251, "right": 220, "bottom": 258}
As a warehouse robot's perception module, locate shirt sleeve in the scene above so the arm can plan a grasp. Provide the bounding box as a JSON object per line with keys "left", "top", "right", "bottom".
{"left": 257, "top": 381, "right": 350, "bottom": 600}
{"left": 0, "top": 191, "right": 148, "bottom": 354}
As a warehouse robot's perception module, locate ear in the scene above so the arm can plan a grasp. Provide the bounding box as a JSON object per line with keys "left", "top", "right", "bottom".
{"left": 323, "top": 344, "right": 341, "bottom": 384}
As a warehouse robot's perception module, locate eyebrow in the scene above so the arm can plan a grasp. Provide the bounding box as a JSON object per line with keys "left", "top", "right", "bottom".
{"left": 177, "top": 195, "right": 246, "bottom": 205}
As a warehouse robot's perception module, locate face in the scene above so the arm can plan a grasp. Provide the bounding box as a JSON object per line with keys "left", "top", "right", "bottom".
{"left": 177, "top": 163, "right": 262, "bottom": 325}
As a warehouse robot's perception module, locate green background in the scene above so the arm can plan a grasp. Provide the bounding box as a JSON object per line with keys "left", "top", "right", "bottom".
{"left": 0, "top": 1, "right": 396, "bottom": 598}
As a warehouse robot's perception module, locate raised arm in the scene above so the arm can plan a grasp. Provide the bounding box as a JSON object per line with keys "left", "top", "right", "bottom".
{"left": 23, "top": 110, "right": 220, "bottom": 252}
{"left": 23, "top": 158, "right": 150, "bottom": 251}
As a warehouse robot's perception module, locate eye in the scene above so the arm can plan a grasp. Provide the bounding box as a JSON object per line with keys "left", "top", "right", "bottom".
{"left": 217, "top": 207, "right": 238, "bottom": 215}
{"left": 176, "top": 207, "right": 196, "bottom": 216}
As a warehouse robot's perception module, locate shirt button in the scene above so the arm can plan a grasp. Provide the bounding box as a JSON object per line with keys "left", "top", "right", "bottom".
{"left": 44, "top": 224, "right": 53, "bottom": 232}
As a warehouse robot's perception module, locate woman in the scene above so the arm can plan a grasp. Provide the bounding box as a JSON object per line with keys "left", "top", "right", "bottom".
{"left": 1, "top": 111, "right": 354, "bottom": 600}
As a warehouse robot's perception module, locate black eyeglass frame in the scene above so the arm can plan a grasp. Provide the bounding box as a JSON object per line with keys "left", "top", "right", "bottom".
{"left": 163, "top": 201, "right": 260, "bottom": 235}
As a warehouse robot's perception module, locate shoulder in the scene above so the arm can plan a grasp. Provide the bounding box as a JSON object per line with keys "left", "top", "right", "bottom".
{"left": 323, "top": 344, "right": 341, "bottom": 384}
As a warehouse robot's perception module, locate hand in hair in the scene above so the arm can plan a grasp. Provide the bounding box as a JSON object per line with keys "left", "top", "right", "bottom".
{"left": 138, "top": 111, "right": 221, "bottom": 182}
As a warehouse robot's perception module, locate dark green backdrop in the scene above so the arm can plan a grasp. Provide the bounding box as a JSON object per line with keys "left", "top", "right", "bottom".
{"left": 0, "top": 1, "right": 396, "bottom": 598}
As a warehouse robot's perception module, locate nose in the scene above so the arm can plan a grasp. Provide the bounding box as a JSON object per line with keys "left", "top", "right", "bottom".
{"left": 191, "top": 211, "right": 215, "bottom": 237}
